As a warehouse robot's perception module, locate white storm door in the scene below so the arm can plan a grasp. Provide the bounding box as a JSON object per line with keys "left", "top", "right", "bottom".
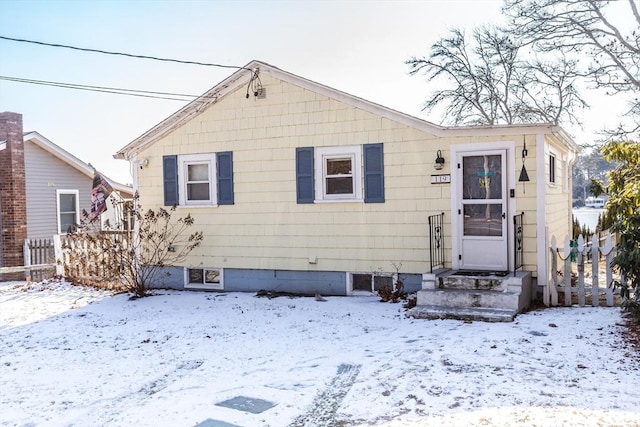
{"left": 458, "top": 150, "right": 508, "bottom": 271}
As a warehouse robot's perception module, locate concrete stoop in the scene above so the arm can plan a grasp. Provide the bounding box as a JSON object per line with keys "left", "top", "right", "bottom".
{"left": 407, "top": 269, "right": 532, "bottom": 322}
{"left": 407, "top": 305, "right": 516, "bottom": 322}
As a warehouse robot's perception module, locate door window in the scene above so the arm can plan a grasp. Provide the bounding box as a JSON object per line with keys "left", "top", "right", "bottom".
{"left": 462, "top": 154, "right": 504, "bottom": 237}
{"left": 462, "top": 155, "right": 503, "bottom": 200}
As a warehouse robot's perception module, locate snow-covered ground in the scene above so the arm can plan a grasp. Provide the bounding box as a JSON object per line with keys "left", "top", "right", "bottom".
{"left": 1, "top": 280, "right": 638, "bottom": 427}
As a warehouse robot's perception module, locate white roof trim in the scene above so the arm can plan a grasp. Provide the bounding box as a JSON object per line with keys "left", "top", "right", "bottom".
{"left": 0, "top": 140, "right": 6, "bottom": 151}
{"left": 115, "top": 60, "right": 577, "bottom": 159}
{"left": 24, "top": 131, "right": 133, "bottom": 195}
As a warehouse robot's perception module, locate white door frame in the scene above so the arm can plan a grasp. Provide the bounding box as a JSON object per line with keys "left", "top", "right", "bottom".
{"left": 450, "top": 141, "right": 516, "bottom": 271}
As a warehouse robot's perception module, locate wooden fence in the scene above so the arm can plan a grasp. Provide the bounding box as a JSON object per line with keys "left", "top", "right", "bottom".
{"left": 61, "top": 233, "right": 130, "bottom": 291}
{"left": 15, "top": 233, "right": 129, "bottom": 291}
{"left": 548, "top": 233, "right": 621, "bottom": 307}
{"left": 23, "top": 238, "right": 57, "bottom": 281}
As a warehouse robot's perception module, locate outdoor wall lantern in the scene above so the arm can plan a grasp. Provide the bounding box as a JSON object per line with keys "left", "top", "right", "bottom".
{"left": 434, "top": 150, "right": 445, "bottom": 170}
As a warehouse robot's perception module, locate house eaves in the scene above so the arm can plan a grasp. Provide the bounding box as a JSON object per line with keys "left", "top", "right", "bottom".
{"left": 24, "top": 131, "right": 133, "bottom": 195}
{"left": 114, "top": 60, "right": 576, "bottom": 159}
{"left": 0, "top": 140, "right": 6, "bottom": 151}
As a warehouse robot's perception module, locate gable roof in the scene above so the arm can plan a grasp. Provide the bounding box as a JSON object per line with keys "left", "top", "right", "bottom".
{"left": 115, "top": 60, "right": 578, "bottom": 159}
{"left": 24, "top": 131, "right": 133, "bottom": 196}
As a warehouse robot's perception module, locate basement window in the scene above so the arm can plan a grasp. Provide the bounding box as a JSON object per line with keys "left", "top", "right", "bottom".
{"left": 185, "top": 267, "right": 223, "bottom": 290}
{"left": 351, "top": 273, "right": 394, "bottom": 293}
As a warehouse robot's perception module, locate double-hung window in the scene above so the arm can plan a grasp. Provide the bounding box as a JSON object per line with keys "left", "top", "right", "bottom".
{"left": 317, "top": 146, "right": 362, "bottom": 201}
{"left": 315, "top": 146, "right": 362, "bottom": 200}
{"left": 57, "top": 189, "right": 79, "bottom": 234}
{"left": 163, "top": 152, "right": 234, "bottom": 207}
{"left": 296, "top": 143, "right": 384, "bottom": 204}
{"left": 181, "top": 155, "right": 215, "bottom": 205}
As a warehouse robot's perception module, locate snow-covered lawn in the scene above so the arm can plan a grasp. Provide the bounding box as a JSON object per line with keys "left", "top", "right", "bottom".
{"left": 1, "top": 280, "right": 638, "bottom": 427}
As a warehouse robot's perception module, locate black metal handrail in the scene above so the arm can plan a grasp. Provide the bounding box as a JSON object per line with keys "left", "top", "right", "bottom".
{"left": 513, "top": 212, "right": 524, "bottom": 276}
{"left": 428, "top": 212, "right": 445, "bottom": 273}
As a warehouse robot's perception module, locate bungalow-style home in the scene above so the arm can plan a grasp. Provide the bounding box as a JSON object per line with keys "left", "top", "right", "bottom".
{"left": 115, "top": 61, "right": 578, "bottom": 321}
{"left": 0, "top": 112, "right": 133, "bottom": 275}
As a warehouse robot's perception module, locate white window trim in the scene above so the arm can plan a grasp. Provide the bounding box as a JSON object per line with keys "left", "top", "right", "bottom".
{"left": 314, "top": 145, "right": 363, "bottom": 202}
{"left": 177, "top": 153, "right": 217, "bottom": 207}
{"left": 184, "top": 267, "right": 224, "bottom": 290}
{"left": 56, "top": 189, "right": 80, "bottom": 235}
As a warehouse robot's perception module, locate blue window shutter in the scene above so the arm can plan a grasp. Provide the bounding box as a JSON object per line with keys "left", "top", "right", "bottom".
{"left": 364, "top": 143, "right": 384, "bottom": 203}
{"left": 217, "top": 151, "right": 234, "bottom": 205}
{"left": 162, "top": 155, "right": 178, "bottom": 206}
{"left": 296, "top": 147, "right": 314, "bottom": 204}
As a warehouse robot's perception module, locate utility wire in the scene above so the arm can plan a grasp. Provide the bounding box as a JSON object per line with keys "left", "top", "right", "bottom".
{"left": 0, "top": 75, "right": 208, "bottom": 102}
{"left": 0, "top": 35, "right": 252, "bottom": 70}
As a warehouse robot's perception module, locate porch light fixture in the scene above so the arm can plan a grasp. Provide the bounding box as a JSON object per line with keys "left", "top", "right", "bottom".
{"left": 434, "top": 150, "right": 445, "bottom": 170}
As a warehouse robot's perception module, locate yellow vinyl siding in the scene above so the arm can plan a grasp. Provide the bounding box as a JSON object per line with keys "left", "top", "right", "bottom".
{"left": 135, "top": 74, "right": 568, "bottom": 277}
{"left": 515, "top": 135, "right": 539, "bottom": 274}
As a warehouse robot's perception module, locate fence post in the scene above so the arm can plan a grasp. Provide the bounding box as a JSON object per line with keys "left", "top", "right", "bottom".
{"left": 577, "top": 235, "right": 585, "bottom": 306}
{"left": 591, "top": 234, "right": 600, "bottom": 307}
{"left": 23, "top": 239, "right": 31, "bottom": 282}
{"left": 548, "top": 235, "right": 558, "bottom": 306}
{"left": 563, "top": 235, "right": 572, "bottom": 306}
{"left": 53, "top": 235, "right": 63, "bottom": 277}
{"left": 603, "top": 234, "right": 615, "bottom": 307}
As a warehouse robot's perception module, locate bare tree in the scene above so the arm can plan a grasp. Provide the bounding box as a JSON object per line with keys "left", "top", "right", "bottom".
{"left": 504, "top": 0, "right": 640, "bottom": 134}
{"left": 64, "top": 195, "right": 204, "bottom": 298}
{"left": 407, "top": 26, "right": 586, "bottom": 126}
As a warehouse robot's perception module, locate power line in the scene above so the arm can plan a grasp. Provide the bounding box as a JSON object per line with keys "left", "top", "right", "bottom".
{"left": 0, "top": 75, "right": 206, "bottom": 102}
{"left": 0, "top": 35, "right": 251, "bottom": 70}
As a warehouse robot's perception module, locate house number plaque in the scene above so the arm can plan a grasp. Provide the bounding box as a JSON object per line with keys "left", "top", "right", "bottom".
{"left": 430, "top": 174, "right": 451, "bottom": 184}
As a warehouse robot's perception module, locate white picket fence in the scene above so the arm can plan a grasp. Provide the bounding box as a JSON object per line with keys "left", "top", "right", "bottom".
{"left": 548, "top": 233, "right": 620, "bottom": 307}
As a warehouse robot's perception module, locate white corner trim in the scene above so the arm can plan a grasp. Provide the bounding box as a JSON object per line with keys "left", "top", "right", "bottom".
{"left": 535, "top": 133, "right": 548, "bottom": 289}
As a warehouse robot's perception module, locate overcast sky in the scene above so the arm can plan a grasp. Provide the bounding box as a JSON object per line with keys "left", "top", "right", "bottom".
{"left": 0, "top": 0, "right": 626, "bottom": 185}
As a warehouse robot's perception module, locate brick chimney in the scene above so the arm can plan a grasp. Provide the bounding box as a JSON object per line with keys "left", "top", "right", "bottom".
{"left": 0, "top": 112, "right": 27, "bottom": 277}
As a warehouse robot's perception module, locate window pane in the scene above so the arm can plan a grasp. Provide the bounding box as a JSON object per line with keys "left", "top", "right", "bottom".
{"left": 462, "top": 155, "right": 502, "bottom": 200}
{"left": 353, "top": 274, "right": 372, "bottom": 291}
{"left": 189, "top": 269, "right": 203, "bottom": 283}
{"left": 205, "top": 269, "right": 220, "bottom": 284}
{"left": 326, "top": 177, "right": 353, "bottom": 194}
{"left": 188, "top": 163, "right": 209, "bottom": 181}
{"left": 187, "top": 183, "right": 210, "bottom": 200}
{"left": 326, "top": 158, "right": 352, "bottom": 175}
{"left": 463, "top": 204, "right": 503, "bottom": 236}
{"left": 60, "top": 213, "right": 76, "bottom": 233}
{"left": 59, "top": 193, "right": 76, "bottom": 212}
{"left": 373, "top": 276, "right": 393, "bottom": 292}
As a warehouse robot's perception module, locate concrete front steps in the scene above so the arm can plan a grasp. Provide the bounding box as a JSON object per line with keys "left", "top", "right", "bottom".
{"left": 407, "top": 269, "right": 532, "bottom": 322}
